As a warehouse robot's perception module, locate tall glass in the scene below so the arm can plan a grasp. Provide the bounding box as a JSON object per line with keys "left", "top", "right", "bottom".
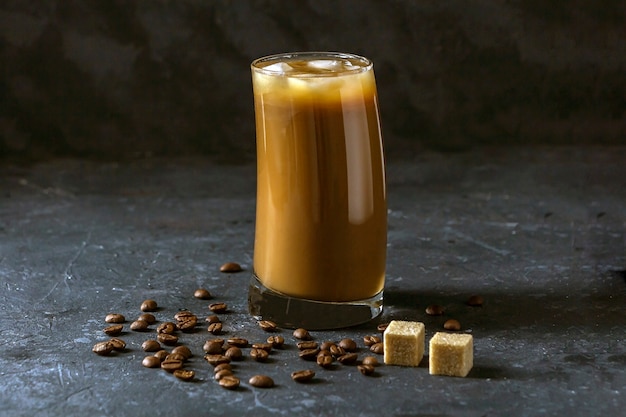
{"left": 248, "top": 52, "right": 387, "bottom": 329}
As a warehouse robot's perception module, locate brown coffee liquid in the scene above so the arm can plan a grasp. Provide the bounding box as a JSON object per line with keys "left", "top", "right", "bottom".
{"left": 252, "top": 56, "right": 386, "bottom": 302}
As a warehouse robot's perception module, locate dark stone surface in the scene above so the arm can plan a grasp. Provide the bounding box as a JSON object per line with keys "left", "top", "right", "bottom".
{"left": 1, "top": 1, "right": 625, "bottom": 160}
{"left": 1, "top": 147, "right": 625, "bottom": 416}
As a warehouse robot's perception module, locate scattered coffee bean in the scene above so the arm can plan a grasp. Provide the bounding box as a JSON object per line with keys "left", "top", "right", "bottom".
{"left": 363, "top": 335, "right": 381, "bottom": 347}
{"left": 249, "top": 374, "right": 274, "bottom": 388}
{"left": 205, "top": 354, "right": 231, "bottom": 366}
{"left": 444, "top": 319, "right": 462, "bottom": 331}
{"left": 226, "top": 337, "right": 249, "bottom": 348}
{"left": 205, "top": 315, "right": 221, "bottom": 324}
{"left": 171, "top": 345, "right": 193, "bottom": 360}
{"left": 218, "top": 375, "right": 240, "bottom": 390}
{"left": 157, "top": 333, "right": 178, "bottom": 346}
{"left": 377, "top": 323, "right": 389, "bottom": 333}
{"left": 166, "top": 353, "right": 186, "bottom": 362}
{"left": 157, "top": 322, "right": 176, "bottom": 334}
{"left": 329, "top": 345, "right": 346, "bottom": 358}
{"left": 109, "top": 338, "right": 126, "bottom": 351}
{"left": 299, "top": 348, "right": 320, "bottom": 361}
{"left": 105, "top": 313, "right": 125, "bottom": 323}
{"left": 370, "top": 342, "right": 384, "bottom": 354}
{"left": 297, "top": 341, "right": 318, "bottom": 350}
{"left": 291, "top": 369, "right": 316, "bottom": 383}
{"left": 220, "top": 262, "right": 242, "bottom": 273}
{"left": 339, "top": 338, "right": 357, "bottom": 352}
{"left": 203, "top": 340, "right": 224, "bottom": 354}
{"left": 467, "top": 295, "right": 484, "bottom": 307}
{"left": 293, "top": 328, "right": 312, "bottom": 340}
{"left": 209, "top": 303, "right": 228, "bottom": 313}
{"left": 208, "top": 322, "right": 223, "bottom": 335}
{"left": 92, "top": 341, "right": 113, "bottom": 356}
{"left": 337, "top": 353, "right": 358, "bottom": 365}
{"left": 142, "top": 355, "right": 161, "bottom": 368}
{"left": 426, "top": 304, "right": 445, "bottom": 316}
{"left": 258, "top": 320, "right": 278, "bottom": 332}
{"left": 215, "top": 369, "right": 234, "bottom": 381}
{"left": 103, "top": 324, "right": 123, "bottom": 336}
{"left": 316, "top": 351, "right": 334, "bottom": 368}
{"left": 194, "top": 288, "right": 212, "bottom": 300}
{"left": 174, "top": 310, "right": 194, "bottom": 321}
{"left": 154, "top": 350, "right": 169, "bottom": 361}
{"left": 142, "top": 339, "right": 161, "bottom": 352}
{"left": 141, "top": 299, "right": 158, "bottom": 312}
{"left": 358, "top": 364, "right": 375, "bottom": 376}
{"left": 252, "top": 343, "right": 273, "bottom": 353}
{"left": 138, "top": 313, "right": 157, "bottom": 324}
{"left": 320, "top": 341, "right": 336, "bottom": 351}
{"left": 225, "top": 346, "right": 243, "bottom": 361}
{"left": 160, "top": 358, "right": 183, "bottom": 373}
{"left": 213, "top": 363, "right": 232, "bottom": 374}
{"left": 173, "top": 369, "right": 195, "bottom": 381}
{"left": 175, "top": 313, "right": 198, "bottom": 332}
{"left": 361, "top": 356, "right": 379, "bottom": 367}
{"left": 250, "top": 348, "right": 269, "bottom": 362}
{"left": 130, "top": 320, "right": 149, "bottom": 332}
{"left": 267, "top": 335, "right": 285, "bottom": 348}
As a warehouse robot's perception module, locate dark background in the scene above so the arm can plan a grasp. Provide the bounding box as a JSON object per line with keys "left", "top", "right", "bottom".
{"left": 1, "top": 0, "right": 624, "bottom": 161}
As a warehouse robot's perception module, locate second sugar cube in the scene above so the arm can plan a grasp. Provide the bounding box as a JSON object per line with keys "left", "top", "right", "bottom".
{"left": 383, "top": 320, "right": 425, "bottom": 366}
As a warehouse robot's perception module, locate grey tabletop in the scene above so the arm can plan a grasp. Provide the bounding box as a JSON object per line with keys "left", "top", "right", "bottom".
{"left": 1, "top": 146, "right": 625, "bottom": 417}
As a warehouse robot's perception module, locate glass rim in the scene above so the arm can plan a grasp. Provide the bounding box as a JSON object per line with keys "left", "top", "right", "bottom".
{"left": 251, "top": 51, "right": 372, "bottom": 77}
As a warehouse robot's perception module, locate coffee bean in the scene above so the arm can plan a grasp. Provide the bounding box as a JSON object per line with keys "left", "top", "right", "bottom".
{"left": 293, "top": 328, "right": 311, "bottom": 340}
{"left": 141, "top": 299, "right": 158, "bottom": 312}
{"left": 142, "top": 340, "right": 161, "bottom": 352}
{"left": 205, "top": 315, "right": 221, "bottom": 324}
{"left": 358, "top": 364, "right": 375, "bottom": 376}
{"left": 142, "top": 355, "right": 161, "bottom": 368}
{"left": 214, "top": 369, "right": 234, "bottom": 381}
{"left": 218, "top": 375, "right": 240, "bottom": 390}
{"left": 175, "top": 314, "right": 198, "bottom": 332}
{"left": 213, "top": 363, "right": 232, "bottom": 374}
{"left": 208, "top": 322, "right": 223, "bottom": 335}
{"left": 249, "top": 375, "right": 274, "bottom": 388}
{"left": 370, "top": 342, "right": 384, "bottom": 354}
{"left": 338, "top": 338, "right": 357, "bottom": 352}
{"left": 299, "top": 348, "right": 320, "bottom": 361}
{"left": 130, "top": 319, "right": 149, "bottom": 332}
{"left": 194, "top": 288, "right": 212, "bottom": 300}
{"left": 103, "top": 324, "right": 123, "bottom": 336}
{"left": 258, "top": 320, "right": 278, "bottom": 332}
{"left": 252, "top": 343, "right": 273, "bottom": 353}
{"left": 443, "top": 319, "right": 461, "bottom": 331}
{"left": 329, "top": 345, "right": 345, "bottom": 358}
{"left": 220, "top": 262, "right": 242, "bottom": 273}
{"left": 160, "top": 358, "right": 183, "bottom": 373}
{"left": 203, "top": 340, "right": 224, "bottom": 354}
{"left": 320, "top": 341, "right": 336, "bottom": 351}
{"left": 154, "top": 350, "right": 169, "bottom": 361}
{"left": 205, "top": 354, "right": 231, "bottom": 366}
{"left": 92, "top": 341, "right": 113, "bottom": 356}
{"left": 226, "top": 337, "right": 249, "bottom": 348}
{"left": 109, "top": 338, "right": 126, "bottom": 351}
{"left": 166, "top": 353, "right": 186, "bottom": 362}
{"left": 361, "top": 356, "right": 379, "bottom": 367}
{"left": 291, "top": 369, "right": 315, "bottom": 383}
{"left": 377, "top": 323, "right": 389, "bottom": 333}
{"left": 467, "top": 295, "right": 484, "bottom": 307}
{"left": 316, "top": 351, "right": 334, "bottom": 368}
{"left": 250, "top": 348, "right": 269, "bottom": 362}
{"left": 426, "top": 304, "right": 445, "bottom": 316}
{"left": 105, "top": 313, "right": 125, "bottom": 323}
{"left": 297, "top": 341, "right": 318, "bottom": 350}
{"left": 171, "top": 345, "right": 192, "bottom": 360}
{"left": 363, "top": 335, "right": 381, "bottom": 347}
{"left": 225, "top": 346, "right": 243, "bottom": 361}
{"left": 157, "top": 322, "right": 176, "bottom": 334}
{"left": 267, "top": 335, "right": 285, "bottom": 348}
{"left": 173, "top": 369, "right": 195, "bottom": 381}
{"left": 337, "top": 353, "right": 358, "bottom": 365}
{"left": 138, "top": 313, "right": 157, "bottom": 324}
{"left": 157, "top": 333, "right": 179, "bottom": 346}
{"left": 208, "top": 303, "right": 228, "bottom": 313}
{"left": 173, "top": 310, "right": 194, "bottom": 321}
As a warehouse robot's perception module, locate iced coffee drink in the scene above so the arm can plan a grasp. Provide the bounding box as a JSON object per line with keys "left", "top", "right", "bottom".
{"left": 248, "top": 52, "right": 386, "bottom": 329}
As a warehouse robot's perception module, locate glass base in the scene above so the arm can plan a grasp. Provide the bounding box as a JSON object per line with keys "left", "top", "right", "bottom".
{"left": 247, "top": 275, "right": 383, "bottom": 330}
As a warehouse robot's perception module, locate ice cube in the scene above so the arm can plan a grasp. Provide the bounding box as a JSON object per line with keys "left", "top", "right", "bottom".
{"left": 263, "top": 62, "right": 293, "bottom": 74}
{"left": 307, "top": 59, "right": 341, "bottom": 72}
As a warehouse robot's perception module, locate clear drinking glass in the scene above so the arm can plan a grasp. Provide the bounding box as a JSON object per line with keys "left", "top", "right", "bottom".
{"left": 248, "top": 52, "right": 387, "bottom": 329}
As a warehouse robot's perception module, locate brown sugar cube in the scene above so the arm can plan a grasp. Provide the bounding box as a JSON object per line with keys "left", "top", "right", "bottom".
{"left": 383, "top": 320, "right": 425, "bottom": 367}
{"left": 429, "top": 332, "right": 473, "bottom": 377}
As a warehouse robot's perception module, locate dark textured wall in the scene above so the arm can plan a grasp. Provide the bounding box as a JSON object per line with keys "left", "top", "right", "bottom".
{"left": 1, "top": 0, "right": 624, "bottom": 160}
